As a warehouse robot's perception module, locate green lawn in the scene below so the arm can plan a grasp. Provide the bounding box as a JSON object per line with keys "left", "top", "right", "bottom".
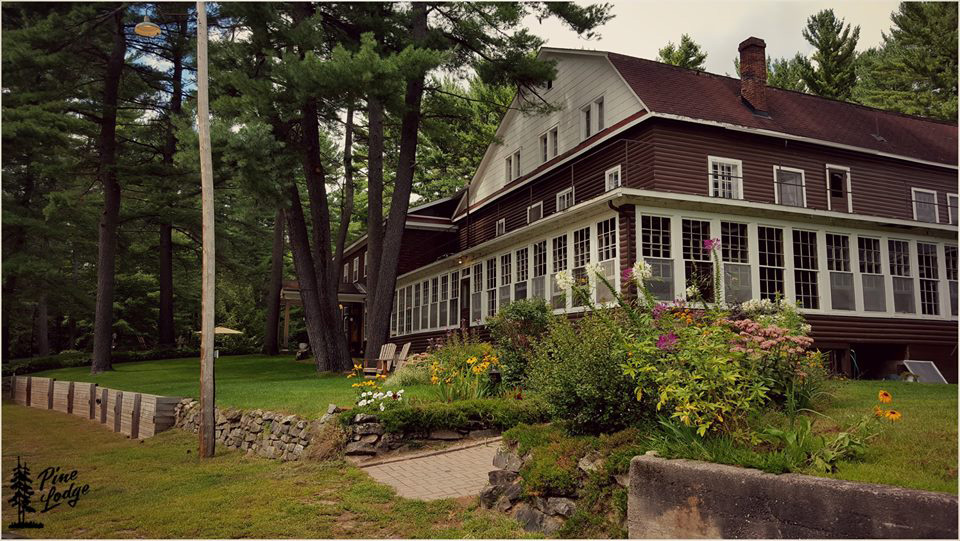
{"left": 33, "top": 355, "right": 435, "bottom": 418}
{"left": 815, "top": 379, "right": 958, "bottom": 494}
{"left": 1, "top": 404, "right": 532, "bottom": 539}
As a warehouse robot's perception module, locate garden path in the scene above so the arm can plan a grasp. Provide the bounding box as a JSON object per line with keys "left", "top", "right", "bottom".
{"left": 360, "top": 437, "right": 500, "bottom": 500}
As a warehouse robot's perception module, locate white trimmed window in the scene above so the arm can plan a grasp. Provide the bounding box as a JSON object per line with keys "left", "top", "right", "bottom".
{"left": 513, "top": 150, "right": 521, "bottom": 179}
{"left": 486, "top": 258, "right": 497, "bottom": 317}
{"left": 515, "top": 247, "right": 529, "bottom": 300}
{"left": 556, "top": 187, "right": 574, "bottom": 212}
{"left": 499, "top": 253, "right": 512, "bottom": 309}
{"left": 596, "top": 218, "right": 618, "bottom": 303}
{"left": 572, "top": 227, "right": 591, "bottom": 307}
{"left": 580, "top": 105, "right": 592, "bottom": 140}
{"left": 604, "top": 165, "right": 622, "bottom": 192}
{"left": 721, "top": 222, "right": 751, "bottom": 303}
{"left": 858, "top": 237, "right": 886, "bottom": 312}
{"left": 420, "top": 279, "right": 429, "bottom": 329}
{"left": 352, "top": 256, "right": 359, "bottom": 282}
{"left": 948, "top": 193, "right": 958, "bottom": 225}
{"left": 917, "top": 243, "right": 939, "bottom": 316}
{"left": 449, "top": 271, "right": 460, "bottom": 328}
{"left": 774, "top": 166, "right": 806, "bottom": 207}
{"left": 343, "top": 264, "right": 349, "bottom": 283}
{"left": 580, "top": 96, "right": 605, "bottom": 140}
{"left": 758, "top": 226, "right": 785, "bottom": 301}
{"left": 430, "top": 277, "right": 439, "bottom": 327}
{"left": 911, "top": 188, "right": 939, "bottom": 223}
{"left": 709, "top": 157, "right": 742, "bottom": 199}
{"left": 551, "top": 234, "right": 568, "bottom": 309}
{"left": 946, "top": 245, "right": 958, "bottom": 316}
{"left": 539, "top": 125, "right": 559, "bottom": 163}
{"left": 682, "top": 219, "right": 714, "bottom": 302}
{"left": 505, "top": 155, "right": 512, "bottom": 182}
{"left": 404, "top": 285, "right": 412, "bottom": 335}
{"left": 496, "top": 218, "right": 506, "bottom": 237}
{"left": 595, "top": 96, "right": 605, "bottom": 131}
{"left": 793, "top": 230, "right": 820, "bottom": 309}
{"left": 533, "top": 240, "right": 547, "bottom": 300}
{"left": 826, "top": 165, "right": 852, "bottom": 212}
{"left": 641, "top": 215, "right": 673, "bottom": 301}
{"left": 826, "top": 233, "right": 854, "bottom": 310}
{"left": 527, "top": 201, "right": 543, "bottom": 224}
{"left": 363, "top": 253, "right": 367, "bottom": 277}
{"left": 439, "top": 274, "right": 450, "bottom": 326}
{"left": 888, "top": 239, "right": 915, "bottom": 314}
{"left": 412, "top": 283, "right": 421, "bottom": 333}
{"left": 390, "top": 291, "right": 398, "bottom": 336}
{"left": 471, "top": 263, "right": 483, "bottom": 323}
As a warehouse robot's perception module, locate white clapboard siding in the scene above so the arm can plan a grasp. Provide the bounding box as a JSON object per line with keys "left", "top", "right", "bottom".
{"left": 29, "top": 377, "right": 54, "bottom": 410}
{"left": 471, "top": 51, "right": 643, "bottom": 203}
{"left": 70, "top": 383, "right": 97, "bottom": 420}
{"left": 51, "top": 380, "right": 73, "bottom": 414}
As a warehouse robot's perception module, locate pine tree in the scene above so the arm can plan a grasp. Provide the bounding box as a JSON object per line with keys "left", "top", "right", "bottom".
{"left": 797, "top": 9, "right": 860, "bottom": 100}
{"left": 8, "top": 457, "right": 36, "bottom": 526}
{"left": 658, "top": 34, "right": 708, "bottom": 71}
{"left": 853, "top": 2, "right": 957, "bottom": 120}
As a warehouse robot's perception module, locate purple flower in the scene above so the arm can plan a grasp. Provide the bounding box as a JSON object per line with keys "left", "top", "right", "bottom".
{"left": 703, "top": 238, "right": 720, "bottom": 252}
{"left": 657, "top": 333, "right": 678, "bottom": 350}
{"left": 652, "top": 303, "right": 668, "bottom": 320}
{"left": 621, "top": 267, "right": 633, "bottom": 283}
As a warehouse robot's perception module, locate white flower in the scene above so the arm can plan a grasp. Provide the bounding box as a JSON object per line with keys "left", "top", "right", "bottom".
{"left": 555, "top": 270, "right": 574, "bottom": 290}
{"left": 379, "top": 402, "right": 385, "bottom": 412}
{"left": 631, "top": 260, "right": 653, "bottom": 286}
{"left": 357, "top": 399, "right": 368, "bottom": 407}
{"left": 801, "top": 323, "right": 812, "bottom": 335}
{"left": 585, "top": 261, "right": 604, "bottom": 278}
{"left": 397, "top": 389, "right": 405, "bottom": 395}
{"left": 685, "top": 284, "right": 699, "bottom": 299}
{"left": 386, "top": 391, "right": 394, "bottom": 398}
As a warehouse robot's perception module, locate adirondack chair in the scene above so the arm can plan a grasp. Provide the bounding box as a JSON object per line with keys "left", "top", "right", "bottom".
{"left": 364, "top": 343, "right": 396, "bottom": 376}
{"left": 388, "top": 342, "right": 412, "bottom": 373}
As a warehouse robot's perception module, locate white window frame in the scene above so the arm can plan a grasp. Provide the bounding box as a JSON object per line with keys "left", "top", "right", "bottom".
{"left": 363, "top": 253, "right": 368, "bottom": 278}
{"left": 946, "top": 193, "right": 958, "bottom": 225}
{"left": 539, "top": 124, "right": 560, "bottom": 163}
{"left": 708, "top": 156, "right": 743, "bottom": 200}
{"left": 580, "top": 104, "right": 592, "bottom": 140}
{"left": 595, "top": 96, "right": 605, "bottom": 131}
{"left": 773, "top": 165, "right": 807, "bottom": 208}
{"left": 556, "top": 187, "right": 574, "bottom": 212}
{"left": 512, "top": 150, "right": 521, "bottom": 179}
{"left": 911, "top": 187, "right": 940, "bottom": 223}
{"left": 824, "top": 164, "right": 852, "bottom": 213}
{"left": 527, "top": 201, "right": 543, "bottom": 224}
{"left": 549, "top": 125, "right": 559, "bottom": 159}
{"left": 580, "top": 95, "right": 605, "bottom": 141}
{"left": 352, "top": 256, "right": 359, "bottom": 282}
{"left": 504, "top": 155, "right": 512, "bottom": 183}
{"left": 604, "top": 165, "right": 622, "bottom": 192}
{"left": 343, "top": 264, "right": 349, "bottom": 283}
{"left": 496, "top": 218, "right": 506, "bottom": 237}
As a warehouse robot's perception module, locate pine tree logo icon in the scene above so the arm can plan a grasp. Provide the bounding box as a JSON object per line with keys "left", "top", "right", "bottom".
{"left": 8, "top": 456, "right": 43, "bottom": 529}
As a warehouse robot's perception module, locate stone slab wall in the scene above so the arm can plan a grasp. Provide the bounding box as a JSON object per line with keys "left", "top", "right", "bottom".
{"left": 342, "top": 413, "right": 501, "bottom": 458}
{"left": 628, "top": 454, "right": 959, "bottom": 539}
{"left": 174, "top": 400, "right": 336, "bottom": 461}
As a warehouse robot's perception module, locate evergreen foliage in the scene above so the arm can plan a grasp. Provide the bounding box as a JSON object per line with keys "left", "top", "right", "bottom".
{"left": 657, "top": 34, "right": 708, "bottom": 70}
{"left": 797, "top": 9, "right": 861, "bottom": 100}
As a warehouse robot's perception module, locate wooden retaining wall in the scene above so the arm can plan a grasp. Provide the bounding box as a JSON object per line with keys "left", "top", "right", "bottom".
{"left": 6, "top": 377, "right": 180, "bottom": 440}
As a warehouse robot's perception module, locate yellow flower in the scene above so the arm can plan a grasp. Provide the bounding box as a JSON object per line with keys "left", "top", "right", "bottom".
{"left": 873, "top": 406, "right": 885, "bottom": 418}
{"left": 347, "top": 373, "right": 355, "bottom": 378}
{"left": 884, "top": 409, "right": 902, "bottom": 421}
{"left": 878, "top": 390, "right": 892, "bottom": 403}
{"left": 467, "top": 356, "right": 478, "bottom": 365}
{"left": 431, "top": 375, "right": 439, "bottom": 384}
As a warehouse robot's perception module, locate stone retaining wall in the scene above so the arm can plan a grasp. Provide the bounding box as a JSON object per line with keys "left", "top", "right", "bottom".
{"left": 628, "top": 454, "right": 959, "bottom": 539}
{"left": 173, "top": 400, "right": 337, "bottom": 461}
{"left": 342, "top": 413, "right": 500, "bottom": 458}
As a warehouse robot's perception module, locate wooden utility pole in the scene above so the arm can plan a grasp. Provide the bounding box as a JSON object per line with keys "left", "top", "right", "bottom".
{"left": 196, "top": 1, "right": 216, "bottom": 458}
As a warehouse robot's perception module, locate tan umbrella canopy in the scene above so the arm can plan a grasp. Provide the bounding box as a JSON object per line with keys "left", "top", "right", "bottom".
{"left": 194, "top": 326, "right": 243, "bottom": 335}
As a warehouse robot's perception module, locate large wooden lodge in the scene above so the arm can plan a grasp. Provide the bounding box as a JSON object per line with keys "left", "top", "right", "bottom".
{"left": 282, "top": 37, "right": 959, "bottom": 382}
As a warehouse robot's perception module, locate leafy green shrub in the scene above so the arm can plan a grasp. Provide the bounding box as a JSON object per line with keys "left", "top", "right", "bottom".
{"left": 373, "top": 396, "right": 549, "bottom": 434}
{"left": 502, "top": 422, "right": 567, "bottom": 456}
{"left": 528, "top": 311, "right": 648, "bottom": 435}
{"left": 520, "top": 436, "right": 593, "bottom": 495}
{"left": 487, "top": 298, "right": 553, "bottom": 388}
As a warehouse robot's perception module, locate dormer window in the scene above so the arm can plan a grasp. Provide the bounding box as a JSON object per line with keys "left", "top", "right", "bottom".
{"left": 580, "top": 96, "right": 605, "bottom": 141}
{"left": 912, "top": 188, "right": 939, "bottom": 223}
{"left": 604, "top": 165, "right": 621, "bottom": 191}
{"left": 709, "top": 156, "right": 742, "bottom": 199}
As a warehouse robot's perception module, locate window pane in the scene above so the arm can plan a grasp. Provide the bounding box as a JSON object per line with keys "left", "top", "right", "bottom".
{"left": 721, "top": 222, "right": 748, "bottom": 263}
{"left": 758, "top": 226, "right": 784, "bottom": 300}
{"left": 533, "top": 241, "right": 547, "bottom": 277}
{"left": 532, "top": 276, "right": 546, "bottom": 299}
{"left": 724, "top": 263, "right": 752, "bottom": 304}
{"left": 597, "top": 218, "right": 617, "bottom": 261}
{"left": 826, "top": 234, "right": 850, "bottom": 272}
{"left": 858, "top": 237, "right": 882, "bottom": 274}
{"left": 914, "top": 191, "right": 937, "bottom": 223}
{"left": 893, "top": 276, "right": 915, "bottom": 314}
{"left": 776, "top": 169, "right": 804, "bottom": 207}
{"left": 711, "top": 161, "right": 739, "bottom": 199}
{"left": 830, "top": 272, "right": 855, "bottom": 310}
{"left": 862, "top": 274, "right": 887, "bottom": 312}
{"left": 682, "top": 219, "right": 710, "bottom": 261}
{"left": 552, "top": 235, "right": 568, "bottom": 272}
{"left": 793, "top": 230, "right": 819, "bottom": 309}
{"left": 646, "top": 258, "right": 674, "bottom": 301}
{"left": 918, "top": 243, "right": 939, "bottom": 315}
{"left": 641, "top": 215, "right": 671, "bottom": 258}
{"left": 596, "top": 260, "right": 617, "bottom": 303}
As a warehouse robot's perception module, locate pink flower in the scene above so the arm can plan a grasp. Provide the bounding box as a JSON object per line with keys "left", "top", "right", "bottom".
{"left": 703, "top": 238, "right": 721, "bottom": 252}
{"left": 652, "top": 303, "right": 669, "bottom": 320}
{"left": 657, "top": 333, "right": 678, "bottom": 350}
{"left": 621, "top": 267, "right": 634, "bottom": 283}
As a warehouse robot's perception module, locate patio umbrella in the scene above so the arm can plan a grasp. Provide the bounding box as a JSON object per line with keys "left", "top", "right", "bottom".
{"left": 194, "top": 326, "right": 244, "bottom": 335}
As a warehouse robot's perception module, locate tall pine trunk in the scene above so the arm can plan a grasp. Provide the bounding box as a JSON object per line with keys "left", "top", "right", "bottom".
{"left": 363, "top": 97, "right": 384, "bottom": 360}
{"left": 158, "top": 12, "right": 187, "bottom": 349}
{"left": 35, "top": 295, "right": 49, "bottom": 357}
{"left": 365, "top": 4, "right": 428, "bottom": 363}
{"left": 91, "top": 7, "right": 126, "bottom": 374}
{"left": 285, "top": 186, "right": 329, "bottom": 370}
{"left": 262, "top": 209, "right": 284, "bottom": 355}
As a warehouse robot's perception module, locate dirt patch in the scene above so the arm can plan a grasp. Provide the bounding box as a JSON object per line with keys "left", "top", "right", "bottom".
{"left": 304, "top": 422, "right": 346, "bottom": 461}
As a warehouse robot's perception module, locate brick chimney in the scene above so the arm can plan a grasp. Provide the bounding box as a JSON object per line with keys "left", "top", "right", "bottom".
{"left": 738, "top": 37, "right": 767, "bottom": 113}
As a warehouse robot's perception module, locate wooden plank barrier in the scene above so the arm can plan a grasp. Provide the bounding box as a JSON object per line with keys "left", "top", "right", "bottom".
{"left": 120, "top": 393, "right": 141, "bottom": 438}
{"left": 29, "top": 377, "right": 54, "bottom": 410}
{"left": 96, "top": 387, "right": 109, "bottom": 423}
{"left": 138, "top": 394, "right": 180, "bottom": 438}
{"left": 102, "top": 388, "right": 124, "bottom": 432}
{"left": 71, "top": 382, "right": 97, "bottom": 420}
{"left": 13, "top": 375, "right": 30, "bottom": 406}
{"left": 52, "top": 380, "right": 74, "bottom": 414}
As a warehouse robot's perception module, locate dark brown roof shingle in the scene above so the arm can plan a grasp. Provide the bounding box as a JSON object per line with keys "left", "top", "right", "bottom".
{"left": 606, "top": 52, "right": 957, "bottom": 166}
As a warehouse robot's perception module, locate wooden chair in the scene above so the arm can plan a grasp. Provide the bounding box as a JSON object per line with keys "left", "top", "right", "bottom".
{"left": 388, "top": 342, "right": 412, "bottom": 373}
{"left": 364, "top": 343, "right": 396, "bottom": 376}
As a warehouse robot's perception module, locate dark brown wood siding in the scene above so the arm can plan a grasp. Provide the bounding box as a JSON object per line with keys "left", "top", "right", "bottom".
{"left": 397, "top": 229, "right": 459, "bottom": 276}
{"left": 647, "top": 119, "right": 956, "bottom": 221}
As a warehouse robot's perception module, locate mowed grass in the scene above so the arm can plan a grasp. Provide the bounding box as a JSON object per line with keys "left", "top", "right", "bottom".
{"left": 32, "top": 355, "right": 435, "bottom": 418}
{"left": 1, "top": 404, "right": 533, "bottom": 539}
{"left": 815, "top": 379, "right": 958, "bottom": 494}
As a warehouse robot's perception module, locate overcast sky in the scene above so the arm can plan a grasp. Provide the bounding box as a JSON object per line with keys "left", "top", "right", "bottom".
{"left": 525, "top": 0, "right": 901, "bottom": 75}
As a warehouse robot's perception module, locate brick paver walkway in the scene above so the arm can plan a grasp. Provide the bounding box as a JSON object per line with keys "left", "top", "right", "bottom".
{"left": 361, "top": 438, "right": 500, "bottom": 500}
